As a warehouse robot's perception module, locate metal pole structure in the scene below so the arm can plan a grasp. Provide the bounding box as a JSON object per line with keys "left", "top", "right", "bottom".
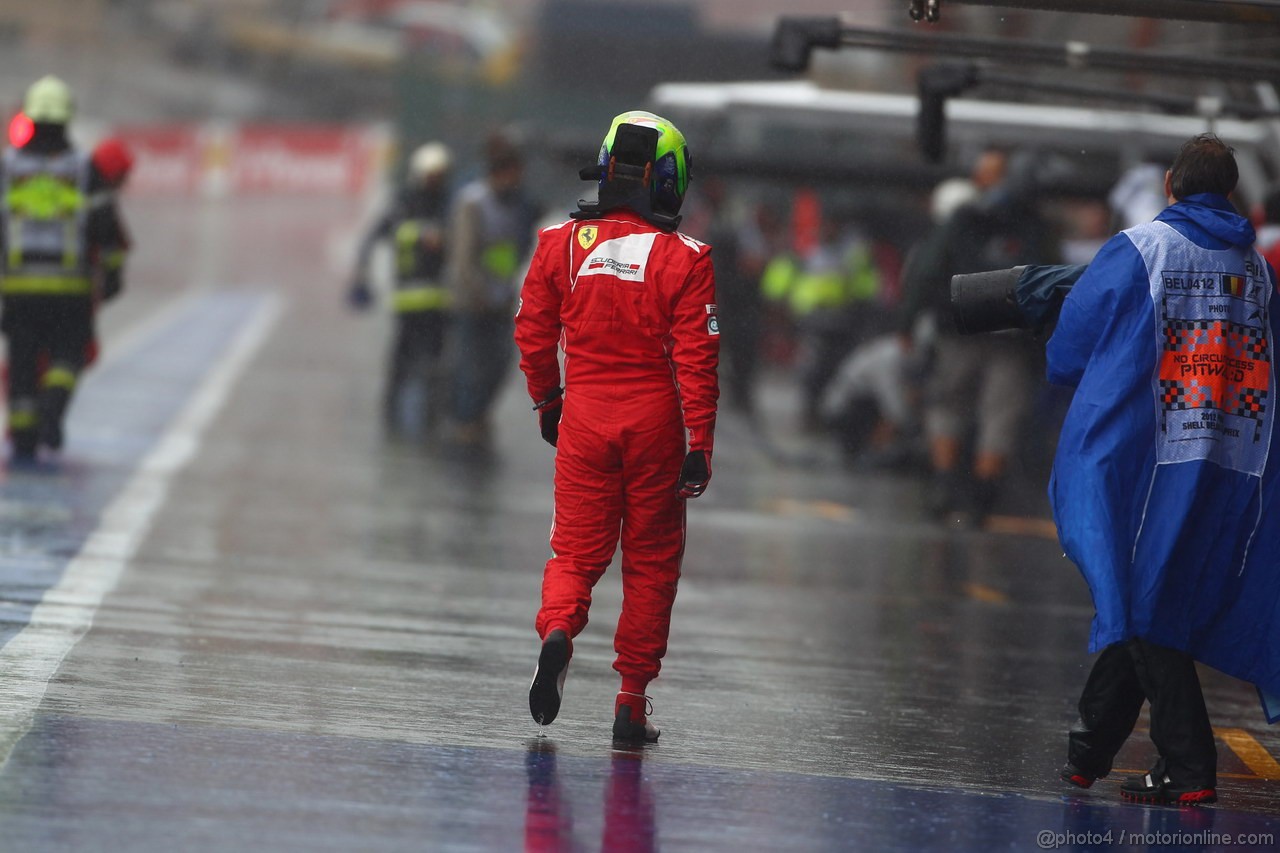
{"left": 771, "top": 18, "right": 1280, "bottom": 80}
{"left": 841, "top": 26, "right": 1280, "bottom": 80}
{"left": 946, "top": 0, "right": 1280, "bottom": 25}
{"left": 972, "top": 69, "right": 1280, "bottom": 119}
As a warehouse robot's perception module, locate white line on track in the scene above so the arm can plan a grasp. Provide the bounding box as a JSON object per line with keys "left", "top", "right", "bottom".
{"left": 0, "top": 292, "right": 284, "bottom": 768}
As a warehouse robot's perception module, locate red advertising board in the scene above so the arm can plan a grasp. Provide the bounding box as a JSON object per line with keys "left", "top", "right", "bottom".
{"left": 228, "top": 125, "right": 373, "bottom": 195}
{"left": 110, "top": 124, "right": 205, "bottom": 195}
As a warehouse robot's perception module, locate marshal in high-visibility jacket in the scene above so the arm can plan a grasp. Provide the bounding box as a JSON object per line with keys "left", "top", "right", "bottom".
{"left": 760, "top": 228, "right": 882, "bottom": 428}
{"left": 1, "top": 76, "right": 130, "bottom": 463}
{"left": 348, "top": 142, "right": 454, "bottom": 432}
{"left": 760, "top": 242, "right": 879, "bottom": 317}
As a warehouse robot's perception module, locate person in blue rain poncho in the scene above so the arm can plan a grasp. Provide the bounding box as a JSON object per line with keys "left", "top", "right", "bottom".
{"left": 1048, "top": 134, "right": 1280, "bottom": 806}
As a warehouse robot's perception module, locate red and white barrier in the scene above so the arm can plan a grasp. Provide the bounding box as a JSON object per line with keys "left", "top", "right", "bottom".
{"left": 108, "top": 124, "right": 206, "bottom": 195}
{"left": 99, "top": 122, "right": 392, "bottom": 197}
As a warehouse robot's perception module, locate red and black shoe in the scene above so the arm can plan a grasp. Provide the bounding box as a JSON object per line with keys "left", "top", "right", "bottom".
{"left": 1120, "top": 769, "right": 1217, "bottom": 806}
{"left": 1060, "top": 763, "right": 1100, "bottom": 789}
{"left": 612, "top": 692, "right": 660, "bottom": 744}
{"left": 529, "top": 630, "right": 571, "bottom": 727}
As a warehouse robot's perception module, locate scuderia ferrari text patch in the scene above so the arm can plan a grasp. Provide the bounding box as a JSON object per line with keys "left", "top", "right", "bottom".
{"left": 575, "top": 232, "right": 657, "bottom": 283}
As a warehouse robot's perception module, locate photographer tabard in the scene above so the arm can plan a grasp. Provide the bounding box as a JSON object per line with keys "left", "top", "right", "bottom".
{"left": 955, "top": 133, "right": 1280, "bottom": 806}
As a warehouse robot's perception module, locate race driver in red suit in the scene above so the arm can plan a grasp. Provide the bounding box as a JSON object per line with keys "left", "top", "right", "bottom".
{"left": 516, "top": 111, "right": 718, "bottom": 743}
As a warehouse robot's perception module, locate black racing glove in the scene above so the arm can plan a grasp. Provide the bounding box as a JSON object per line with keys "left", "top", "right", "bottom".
{"left": 534, "top": 388, "right": 564, "bottom": 448}
{"left": 676, "top": 450, "right": 711, "bottom": 500}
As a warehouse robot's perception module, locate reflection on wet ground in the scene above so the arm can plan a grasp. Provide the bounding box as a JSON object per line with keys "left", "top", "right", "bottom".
{"left": 0, "top": 198, "right": 1277, "bottom": 850}
{"left": 4, "top": 716, "right": 1278, "bottom": 852}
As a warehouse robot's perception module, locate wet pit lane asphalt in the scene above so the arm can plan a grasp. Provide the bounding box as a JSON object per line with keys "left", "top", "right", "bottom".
{"left": 0, "top": 196, "right": 1278, "bottom": 851}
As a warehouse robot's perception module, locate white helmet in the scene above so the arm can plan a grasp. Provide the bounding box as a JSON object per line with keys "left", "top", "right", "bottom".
{"left": 24, "top": 75, "right": 74, "bottom": 125}
{"left": 409, "top": 142, "right": 451, "bottom": 181}
{"left": 930, "top": 177, "right": 978, "bottom": 223}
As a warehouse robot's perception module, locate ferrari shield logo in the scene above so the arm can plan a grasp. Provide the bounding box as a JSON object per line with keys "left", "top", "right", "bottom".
{"left": 577, "top": 225, "right": 598, "bottom": 250}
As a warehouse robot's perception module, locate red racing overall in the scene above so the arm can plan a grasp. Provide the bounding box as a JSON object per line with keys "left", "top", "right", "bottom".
{"left": 515, "top": 208, "right": 718, "bottom": 688}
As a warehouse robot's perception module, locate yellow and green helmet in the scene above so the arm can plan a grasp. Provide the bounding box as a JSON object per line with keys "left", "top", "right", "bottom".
{"left": 597, "top": 110, "right": 691, "bottom": 216}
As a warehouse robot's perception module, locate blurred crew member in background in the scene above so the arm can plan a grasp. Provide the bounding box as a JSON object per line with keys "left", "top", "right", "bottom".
{"left": 763, "top": 215, "right": 881, "bottom": 431}
{"left": 900, "top": 148, "right": 1056, "bottom": 523}
{"left": 1109, "top": 162, "right": 1169, "bottom": 231}
{"left": 516, "top": 111, "right": 717, "bottom": 744}
{"left": 723, "top": 203, "right": 783, "bottom": 419}
{"left": 81, "top": 136, "right": 135, "bottom": 372}
{"left": 696, "top": 179, "right": 769, "bottom": 419}
{"left": 1, "top": 76, "right": 129, "bottom": 465}
{"left": 446, "top": 131, "right": 539, "bottom": 445}
{"left": 349, "top": 142, "right": 454, "bottom": 434}
{"left": 1051, "top": 134, "right": 1277, "bottom": 806}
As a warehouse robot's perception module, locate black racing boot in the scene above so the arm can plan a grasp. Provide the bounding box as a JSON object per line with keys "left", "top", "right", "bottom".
{"left": 529, "top": 630, "right": 571, "bottom": 726}
{"left": 612, "top": 693, "right": 659, "bottom": 744}
{"left": 1120, "top": 764, "right": 1217, "bottom": 806}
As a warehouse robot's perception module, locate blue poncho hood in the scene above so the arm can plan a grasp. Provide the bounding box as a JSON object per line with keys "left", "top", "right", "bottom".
{"left": 1156, "top": 193, "right": 1255, "bottom": 250}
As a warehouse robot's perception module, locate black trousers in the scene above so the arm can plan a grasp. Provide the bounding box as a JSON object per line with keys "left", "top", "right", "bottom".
{"left": 797, "top": 325, "right": 856, "bottom": 427}
{"left": 452, "top": 310, "right": 512, "bottom": 426}
{"left": 383, "top": 310, "right": 447, "bottom": 430}
{"left": 1069, "top": 638, "right": 1217, "bottom": 788}
{"left": 2, "top": 296, "right": 92, "bottom": 455}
